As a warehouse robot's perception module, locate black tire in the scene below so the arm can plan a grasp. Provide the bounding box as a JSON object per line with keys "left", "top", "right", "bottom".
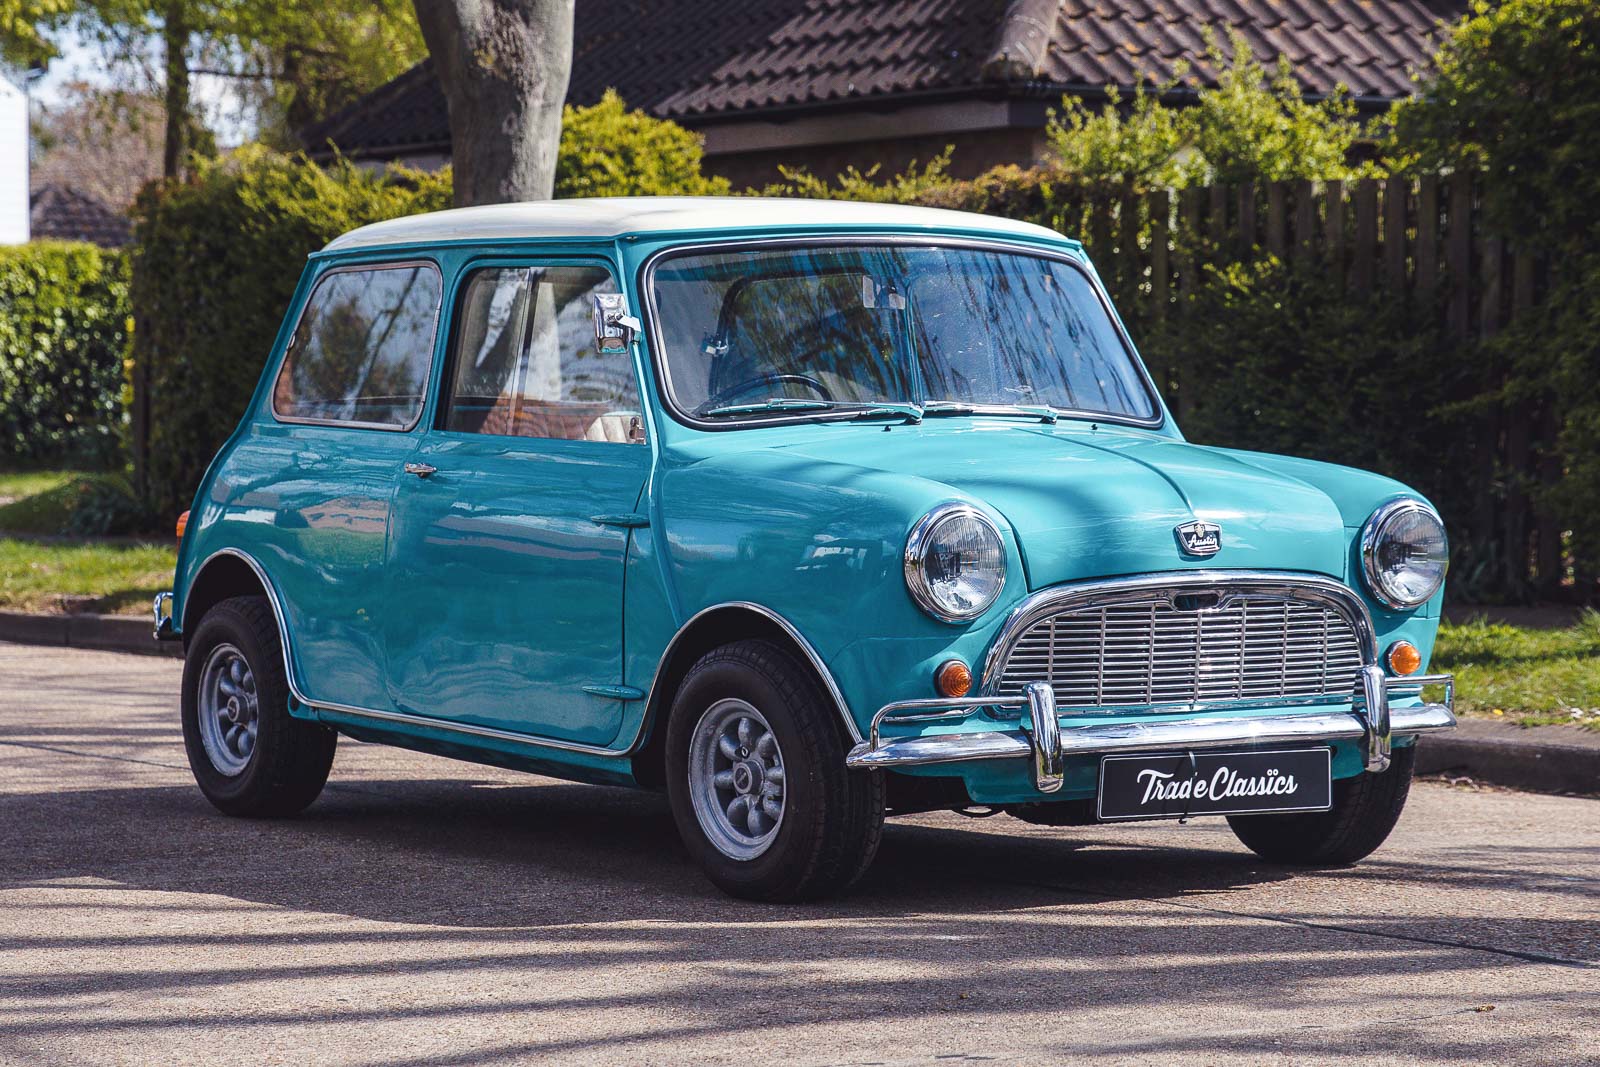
{"left": 665, "top": 639, "right": 885, "bottom": 902}
{"left": 181, "top": 595, "right": 336, "bottom": 817}
{"left": 1227, "top": 745, "right": 1416, "bottom": 866}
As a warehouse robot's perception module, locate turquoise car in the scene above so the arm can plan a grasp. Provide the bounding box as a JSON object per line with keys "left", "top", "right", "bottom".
{"left": 156, "top": 198, "right": 1455, "bottom": 901}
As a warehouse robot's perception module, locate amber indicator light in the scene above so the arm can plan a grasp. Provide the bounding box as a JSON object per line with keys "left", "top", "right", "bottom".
{"left": 935, "top": 659, "right": 973, "bottom": 697}
{"left": 175, "top": 510, "right": 190, "bottom": 540}
{"left": 1386, "top": 640, "right": 1422, "bottom": 676}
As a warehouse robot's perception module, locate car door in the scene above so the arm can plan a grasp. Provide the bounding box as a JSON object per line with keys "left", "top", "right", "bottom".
{"left": 383, "top": 258, "right": 650, "bottom": 745}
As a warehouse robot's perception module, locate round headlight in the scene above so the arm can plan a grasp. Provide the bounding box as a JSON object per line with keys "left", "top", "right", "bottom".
{"left": 904, "top": 504, "right": 1006, "bottom": 623}
{"left": 1360, "top": 500, "right": 1448, "bottom": 610}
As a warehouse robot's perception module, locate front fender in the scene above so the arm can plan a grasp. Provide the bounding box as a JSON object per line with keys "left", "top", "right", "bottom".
{"left": 644, "top": 447, "right": 1027, "bottom": 737}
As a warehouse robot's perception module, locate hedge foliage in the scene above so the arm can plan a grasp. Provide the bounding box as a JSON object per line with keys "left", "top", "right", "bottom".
{"left": 130, "top": 147, "right": 450, "bottom": 515}
{"left": 0, "top": 242, "right": 130, "bottom": 466}
{"left": 131, "top": 95, "right": 727, "bottom": 515}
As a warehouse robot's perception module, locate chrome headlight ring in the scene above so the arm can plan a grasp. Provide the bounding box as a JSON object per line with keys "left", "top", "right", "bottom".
{"left": 904, "top": 503, "right": 1007, "bottom": 623}
{"left": 1360, "top": 498, "right": 1449, "bottom": 610}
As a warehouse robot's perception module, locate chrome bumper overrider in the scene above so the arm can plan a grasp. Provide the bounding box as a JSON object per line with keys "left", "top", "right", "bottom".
{"left": 844, "top": 674, "right": 1455, "bottom": 793}
{"left": 152, "top": 592, "right": 175, "bottom": 641}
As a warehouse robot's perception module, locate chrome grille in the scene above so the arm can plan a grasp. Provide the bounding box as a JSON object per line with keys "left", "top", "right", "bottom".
{"left": 993, "top": 594, "right": 1364, "bottom": 707}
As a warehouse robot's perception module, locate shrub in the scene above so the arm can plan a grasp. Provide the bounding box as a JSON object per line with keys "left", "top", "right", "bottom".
{"left": 0, "top": 241, "right": 131, "bottom": 466}
{"left": 132, "top": 97, "right": 733, "bottom": 515}
{"left": 556, "top": 90, "right": 730, "bottom": 199}
{"left": 1387, "top": 0, "right": 1600, "bottom": 256}
{"left": 130, "top": 147, "right": 451, "bottom": 515}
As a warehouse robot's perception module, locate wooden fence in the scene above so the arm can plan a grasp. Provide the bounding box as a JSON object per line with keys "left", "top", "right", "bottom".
{"left": 1058, "top": 173, "right": 1560, "bottom": 599}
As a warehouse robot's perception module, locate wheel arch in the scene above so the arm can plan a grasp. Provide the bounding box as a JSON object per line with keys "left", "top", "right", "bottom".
{"left": 632, "top": 602, "right": 861, "bottom": 788}
{"left": 183, "top": 550, "right": 295, "bottom": 683}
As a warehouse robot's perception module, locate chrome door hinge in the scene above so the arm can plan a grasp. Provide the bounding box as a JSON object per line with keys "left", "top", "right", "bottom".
{"left": 590, "top": 513, "right": 650, "bottom": 529}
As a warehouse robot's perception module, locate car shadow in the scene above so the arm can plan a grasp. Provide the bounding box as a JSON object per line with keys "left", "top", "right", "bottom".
{"left": 4, "top": 771, "right": 1594, "bottom": 1065}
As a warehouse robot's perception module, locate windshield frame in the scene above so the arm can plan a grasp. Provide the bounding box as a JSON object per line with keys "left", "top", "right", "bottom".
{"left": 639, "top": 235, "right": 1166, "bottom": 433}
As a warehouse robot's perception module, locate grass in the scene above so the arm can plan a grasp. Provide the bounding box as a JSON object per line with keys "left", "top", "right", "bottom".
{"left": 1433, "top": 612, "right": 1600, "bottom": 731}
{"left": 0, "top": 467, "right": 176, "bottom": 616}
{"left": 0, "top": 538, "right": 177, "bottom": 615}
{"left": 0, "top": 469, "right": 85, "bottom": 533}
{"left": 0, "top": 469, "right": 80, "bottom": 502}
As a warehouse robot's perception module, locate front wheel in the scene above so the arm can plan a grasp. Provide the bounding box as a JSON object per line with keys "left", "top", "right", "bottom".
{"left": 181, "top": 596, "right": 337, "bottom": 817}
{"left": 665, "top": 640, "right": 884, "bottom": 902}
{"left": 1227, "top": 744, "right": 1416, "bottom": 866}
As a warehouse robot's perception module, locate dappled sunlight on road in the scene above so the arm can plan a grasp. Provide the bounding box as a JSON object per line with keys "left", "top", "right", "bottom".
{"left": 1, "top": 643, "right": 1596, "bottom": 1066}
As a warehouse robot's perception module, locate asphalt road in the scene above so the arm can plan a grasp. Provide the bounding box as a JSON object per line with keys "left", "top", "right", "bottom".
{"left": 1, "top": 642, "right": 1596, "bottom": 1066}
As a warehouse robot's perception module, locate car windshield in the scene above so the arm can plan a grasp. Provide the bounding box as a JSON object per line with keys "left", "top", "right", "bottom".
{"left": 649, "top": 243, "right": 1158, "bottom": 424}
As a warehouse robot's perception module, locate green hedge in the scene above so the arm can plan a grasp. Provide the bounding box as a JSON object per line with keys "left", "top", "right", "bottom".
{"left": 0, "top": 242, "right": 130, "bottom": 466}
{"left": 132, "top": 97, "right": 728, "bottom": 516}
{"left": 130, "top": 147, "right": 451, "bottom": 516}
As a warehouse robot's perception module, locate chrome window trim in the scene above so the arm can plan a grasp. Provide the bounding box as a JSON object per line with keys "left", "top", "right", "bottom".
{"left": 270, "top": 259, "right": 445, "bottom": 433}
{"left": 185, "top": 549, "right": 863, "bottom": 756}
{"left": 903, "top": 502, "right": 1007, "bottom": 623}
{"left": 979, "top": 570, "right": 1382, "bottom": 699}
{"left": 1359, "top": 497, "right": 1448, "bottom": 611}
{"left": 637, "top": 234, "right": 1167, "bottom": 433}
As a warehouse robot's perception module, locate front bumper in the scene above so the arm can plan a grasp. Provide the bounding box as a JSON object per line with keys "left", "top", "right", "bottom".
{"left": 845, "top": 672, "right": 1455, "bottom": 794}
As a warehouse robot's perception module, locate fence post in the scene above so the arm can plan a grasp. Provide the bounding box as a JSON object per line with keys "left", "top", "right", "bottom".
{"left": 1294, "top": 179, "right": 1315, "bottom": 264}
{"left": 1324, "top": 180, "right": 1345, "bottom": 288}
{"left": 1352, "top": 179, "right": 1378, "bottom": 294}
{"left": 1383, "top": 175, "right": 1408, "bottom": 291}
{"left": 1266, "top": 182, "right": 1287, "bottom": 259}
{"left": 1237, "top": 182, "right": 1257, "bottom": 252}
{"left": 1119, "top": 186, "right": 1142, "bottom": 308}
{"left": 1416, "top": 175, "right": 1439, "bottom": 300}
{"left": 1447, "top": 173, "right": 1473, "bottom": 337}
{"left": 1150, "top": 189, "right": 1170, "bottom": 322}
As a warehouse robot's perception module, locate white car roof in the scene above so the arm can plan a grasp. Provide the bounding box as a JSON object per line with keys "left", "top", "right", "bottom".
{"left": 321, "top": 196, "right": 1070, "bottom": 253}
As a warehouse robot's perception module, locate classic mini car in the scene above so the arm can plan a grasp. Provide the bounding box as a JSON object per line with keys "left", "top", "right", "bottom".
{"left": 156, "top": 198, "right": 1456, "bottom": 901}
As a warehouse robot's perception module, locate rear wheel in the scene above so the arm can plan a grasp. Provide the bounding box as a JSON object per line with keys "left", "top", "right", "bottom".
{"left": 1227, "top": 745, "right": 1416, "bottom": 866}
{"left": 181, "top": 596, "right": 336, "bottom": 817}
{"left": 665, "top": 639, "right": 884, "bottom": 901}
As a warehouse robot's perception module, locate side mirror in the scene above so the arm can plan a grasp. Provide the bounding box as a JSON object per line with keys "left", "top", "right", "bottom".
{"left": 593, "top": 293, "right": 641, "bottom": 354}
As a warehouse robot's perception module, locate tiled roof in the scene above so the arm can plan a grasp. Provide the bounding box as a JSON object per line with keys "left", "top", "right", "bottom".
{"left": 302, "top": 0, "right": 1464, "bottom": 160}
{"left": 28, "top": 184, "right": 131, "bottom": 248}
{"left": 1043, "top": 0, "right": 1464, "bottom": 101}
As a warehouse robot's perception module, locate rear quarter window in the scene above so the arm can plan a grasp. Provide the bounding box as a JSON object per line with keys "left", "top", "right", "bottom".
{"left": 272, "top": 262, "right": 442, "bottom": 429}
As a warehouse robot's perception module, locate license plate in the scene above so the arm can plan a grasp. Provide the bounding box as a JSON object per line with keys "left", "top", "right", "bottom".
{"left": 1097, "top": 748, "right": 1332, "bottom": 822}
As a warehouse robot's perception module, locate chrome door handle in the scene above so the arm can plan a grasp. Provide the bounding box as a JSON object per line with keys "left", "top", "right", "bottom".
{"left": 403, "top": 462, "right": 437, "bottom": 478}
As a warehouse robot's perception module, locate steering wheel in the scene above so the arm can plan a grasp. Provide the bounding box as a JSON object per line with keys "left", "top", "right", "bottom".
{"left": 702, "top": 372, "right": 834, "bottom": 410}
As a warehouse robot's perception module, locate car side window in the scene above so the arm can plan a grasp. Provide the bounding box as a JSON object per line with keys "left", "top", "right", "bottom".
{"left": 272, "top": 263, "right": 442, "bottom": 429}
{"left": 444, "top": 264, "right": 640, "bottom": 443}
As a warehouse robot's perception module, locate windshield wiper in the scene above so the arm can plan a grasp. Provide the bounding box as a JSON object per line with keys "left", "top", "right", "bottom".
{"left": 842, "top": 403, "right": 923, "bottom": 424}
{"left": 698, "top": 397, "right": 836, "bottom": 417}
{"left": 920, "top": 401, "right": 977, "bottom": 417}
{"left": 698, "top": 398, "right": 924, "bottom": 423}
{"left": 921, "top": 401, "right": 1058, "bottom": 423}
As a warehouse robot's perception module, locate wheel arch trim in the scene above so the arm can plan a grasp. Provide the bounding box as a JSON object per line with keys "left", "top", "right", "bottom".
{"left": 638, "top": 601, "right": 863, "bottom": 746}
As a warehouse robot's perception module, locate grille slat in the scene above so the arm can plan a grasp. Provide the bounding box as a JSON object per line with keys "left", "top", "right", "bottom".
{"left": 996, "top": 593, "right": 1363, "bottom": 708}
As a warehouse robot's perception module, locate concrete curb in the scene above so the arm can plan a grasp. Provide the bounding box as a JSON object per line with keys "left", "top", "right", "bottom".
{"left": 0, "top": 611, "right": 183, "bottom": 659}
{"left": 1415, "top": 719, "right": 1600, "bottom": 797}
{"left": 0, "top": 613, "right": 1593, "bottom": 794}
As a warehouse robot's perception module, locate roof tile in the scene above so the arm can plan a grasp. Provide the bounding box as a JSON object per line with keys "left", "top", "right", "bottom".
{"left": 302, "top": 0, "right": 1465, "bottom": 158}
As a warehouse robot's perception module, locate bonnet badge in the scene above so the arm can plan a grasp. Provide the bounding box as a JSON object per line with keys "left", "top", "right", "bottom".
{"left": 1175, "top": 520, "right": 1222, "bottom": 558}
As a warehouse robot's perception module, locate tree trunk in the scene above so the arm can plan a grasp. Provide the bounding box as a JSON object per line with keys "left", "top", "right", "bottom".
{"left": 411, "top": 0, "right": 574, "bottom": 207}
{"left": 161, "top": 0, "right": 190, "bottom": 179}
